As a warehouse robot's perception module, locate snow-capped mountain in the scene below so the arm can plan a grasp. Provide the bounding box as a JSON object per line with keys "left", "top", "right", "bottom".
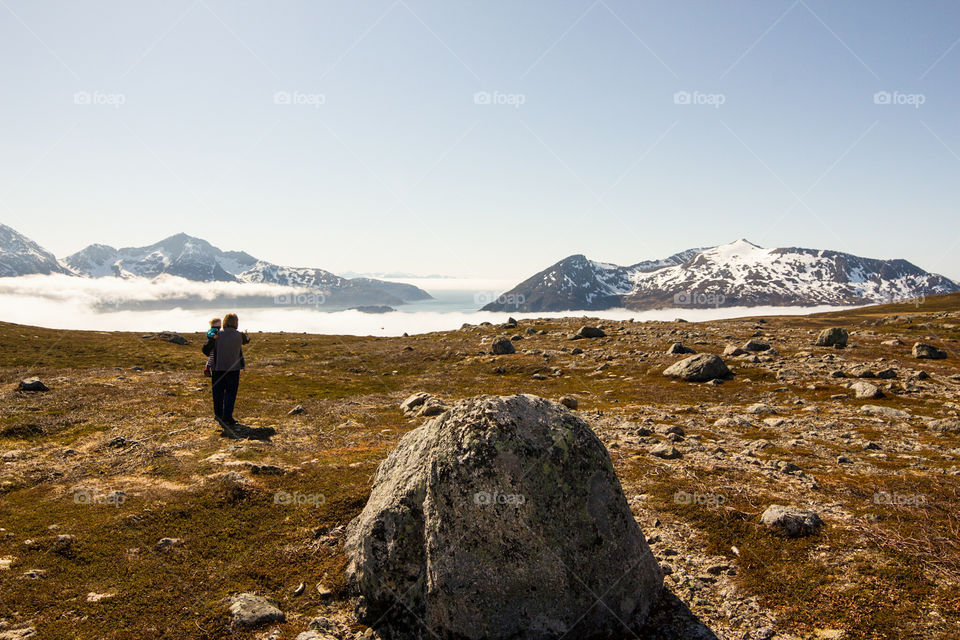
{"left": 0, "top": 224, "right": 70, "bottom": 277}
{"left": 1, "top": 225, "right": 432, "bottom": 306}
{"left": 65, "top": 234, "right": 256, "bottom": 281}
{"left": 482, "top": 239, "right": 959, "bottom": 311}
{"left": 62, "top": 233, "right": 432, "bottom": 305}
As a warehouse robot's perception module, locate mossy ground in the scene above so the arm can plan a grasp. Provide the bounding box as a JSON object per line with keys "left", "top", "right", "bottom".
{"left": 1, "top": 294, "right": 959, "bottom": 639}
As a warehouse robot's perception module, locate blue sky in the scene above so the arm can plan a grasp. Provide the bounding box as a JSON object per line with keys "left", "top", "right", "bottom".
{"left": 2, "top": 0, "right": 959, "bottom": 279}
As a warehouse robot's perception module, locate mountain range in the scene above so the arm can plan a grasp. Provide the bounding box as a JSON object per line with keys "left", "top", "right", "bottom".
{"left": 0, "top": 224, "right": 431, "bottom": 307}
{"left": 481, "top": 239, "right": 959, "bottom": 312}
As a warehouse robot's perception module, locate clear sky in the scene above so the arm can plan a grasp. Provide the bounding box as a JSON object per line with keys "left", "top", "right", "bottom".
{"left": 1, "top": 1, "right": 958, "bottom": 280}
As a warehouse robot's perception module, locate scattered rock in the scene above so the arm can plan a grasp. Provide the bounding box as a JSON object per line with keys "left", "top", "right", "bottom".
{"left": 666, "top": 343, "right": 696, "bottom": 355}
{"left": 650, "top": 444, "right": 682, "bottom": 460}
{"left": 851, "top": 381, "right": 884, "bottom": 399}
{"left": 860, "top": 405, "right": 910, "bottom": 420}
{"left": 490, "top": 336, "right": 516, "bottom": 355}
{"left": 154, "top": 537, "right": 182, "bottom": 551}
{"left": 723, "top": 344, "right": 748, "bottom": 357}
{"left": 742, "top": 339, "right": 770, "bottom": 352}
{"left": 288, "top": 404, "right": 305, "bottom": 416}
{"left": 142, "top": 331, "right": 188, "bottom": 345}
{"left": 228, "top": 593, "right": 285, "bottom": 628}
{"left": 663, "top": 354, "right": 733, "bottom": 382}
{"left": 575, "top": 326, "right": 606, "bottom": 339}
{"left": 815, "top": 327, "right": 848, "bottom": 348}
{"left": 17, "top": 378, "right": 48, "bottom": 392}
{"left": 344, "top": 394, "right": 662, "bottom": 640}
{"left": 913, "top": 342, "right": 947, "bottom": 359}
{"left": 399, "top": 392, "right": 432, "bottom": 416}
{"left": 760, "top": 505, "right": 824, "bottom": 537}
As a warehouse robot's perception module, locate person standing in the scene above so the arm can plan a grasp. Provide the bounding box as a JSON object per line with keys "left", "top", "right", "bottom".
{"left": 208, "top": 313, "right": 249, "bottom": 427}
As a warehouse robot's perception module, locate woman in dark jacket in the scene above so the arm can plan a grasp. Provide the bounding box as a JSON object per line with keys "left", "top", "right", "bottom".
{"left": 209, "top": 313, "right": 249, "bottom": 427}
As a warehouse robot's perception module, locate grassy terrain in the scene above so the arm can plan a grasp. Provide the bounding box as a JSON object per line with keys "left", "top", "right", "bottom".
{"left": 1, "top": 294, "right": 959, "bottom": 639}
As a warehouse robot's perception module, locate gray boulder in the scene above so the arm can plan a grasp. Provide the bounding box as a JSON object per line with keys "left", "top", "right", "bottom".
{"left": 228, "top": 593, "right": 285, "bottom": 628}
{"left": 662, "top": 354, "right": 732, "bottom": 382}
{"left": 913, "top": 342, "right": 947, "bottom": 359}
{"left": 491, "top": 335, "right": 516, "bottom": 355}
{"left": 815, "top": 327, "right": 848, "bottom": 348}
{"left": 575, "top": 326, "right": 606, "bottom": 339}
{"left": 666, "top": 343, "right": 696, "bottom": 355}
{"left": 142, "top": 331, "right": 188, "bottom": 345}
{"left": 760, "top": 505, "right": 823, "bottom": 537}
{"left": 742, "top": 339, "right": 770, "bottom": 352}
{"left": 851, "top": 381, "right": 884, "bottom": 399}
{"left": 344, "top": 394, "right": 663, "bottom": 640}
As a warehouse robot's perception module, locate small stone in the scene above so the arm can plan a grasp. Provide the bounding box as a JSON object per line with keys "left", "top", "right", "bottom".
{"left": 760, "top": 505, "right": 823, "bottom": 537}
{"left": 17, "top": 378, "right": 48, "bottom": 392}
{"left": 154, "top": 537, "right": 182, "bottom": 550}
{"left": 650, "top": 444, "right": 682, "bottom": 460}
{"left": 288, "top": 404, "right": 305, "bottom": 416}
{"left": 559, "top": 396, "right": 578, "bottom": 410}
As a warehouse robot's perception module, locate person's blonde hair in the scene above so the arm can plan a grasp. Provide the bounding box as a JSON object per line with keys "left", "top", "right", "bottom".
{"left": 209, "top": 317, "right": 221, "bottom": 327}
{"left": 222, "top": 313, "right": 239, "bottom": 329}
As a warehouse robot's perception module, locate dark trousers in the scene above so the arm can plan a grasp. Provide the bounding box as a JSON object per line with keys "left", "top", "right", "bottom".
{"left": 211, "top": 370, "right": 241, "bottom": 421}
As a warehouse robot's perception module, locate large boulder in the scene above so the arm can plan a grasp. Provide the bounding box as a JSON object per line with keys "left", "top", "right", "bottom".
{"left": 490, "top": 335, "right": 516, "bottom": 355}
{"left": 912, "top": 342, "right": 947, "bottom": 360}
{"left": 662, "top": 354, "right": 732, "bottom": 382}
{"left": 815, "top": 327, "right": 848, "bottom": 348}
{"left": 344, "top": 394, "right": 663, "bottom": 640}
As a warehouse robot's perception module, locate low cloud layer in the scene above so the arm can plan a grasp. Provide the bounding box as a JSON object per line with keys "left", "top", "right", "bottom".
{"left": 0, "top": 274, "right": 852, "bottom": 336}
